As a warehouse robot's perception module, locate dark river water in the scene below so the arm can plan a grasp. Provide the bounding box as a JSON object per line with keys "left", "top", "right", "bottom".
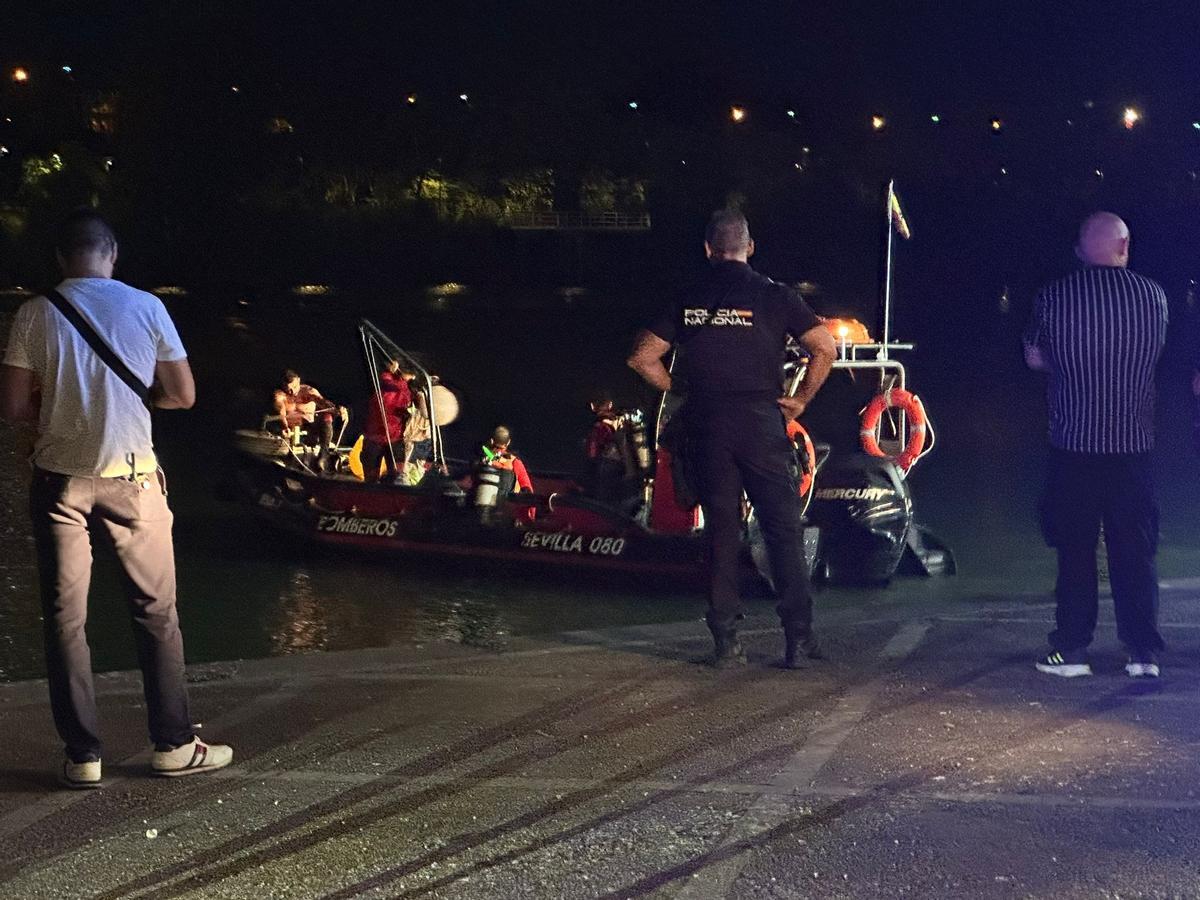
{"left": 2, "top": 281, "right": 1199, "bottom": 681}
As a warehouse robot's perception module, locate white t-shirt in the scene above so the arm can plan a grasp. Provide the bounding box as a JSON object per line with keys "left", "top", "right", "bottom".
{"left": 3, "top": 278, "right": 187, "bottom": 477}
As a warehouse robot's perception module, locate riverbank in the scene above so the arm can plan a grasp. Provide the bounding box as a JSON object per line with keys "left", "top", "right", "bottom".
{"left": 3, "top": 579, "right": 1200, "bottom": 898}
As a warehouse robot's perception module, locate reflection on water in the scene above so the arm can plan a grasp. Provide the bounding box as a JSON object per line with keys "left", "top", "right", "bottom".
{"left": 425, "top": 591, "right": 510, "bottom": 650}
{"left": 265, "top": 566, "right": 510, "bottom": 655}
{"left": 270, "top": 569, "right": 329, "bottom": 654}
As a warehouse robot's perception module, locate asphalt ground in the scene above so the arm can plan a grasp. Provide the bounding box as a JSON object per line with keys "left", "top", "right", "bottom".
{"left": 2, "top": 579, "right": 1200, "bottom": 899}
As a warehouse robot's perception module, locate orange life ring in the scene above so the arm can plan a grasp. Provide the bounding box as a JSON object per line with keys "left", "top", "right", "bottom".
{"left": 860, "top": 388, "right": 927, "bottom": 472}
{"left": 785, "top": 420, "right": 817, "bottom": 496}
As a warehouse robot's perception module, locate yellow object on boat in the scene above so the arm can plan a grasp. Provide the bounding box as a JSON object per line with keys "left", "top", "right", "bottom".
{"left": 346, "top": 435, "right": 386, "bottom": 481}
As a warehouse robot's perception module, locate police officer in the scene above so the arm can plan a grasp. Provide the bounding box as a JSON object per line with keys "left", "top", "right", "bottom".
{"left": 627, "top": 210, "right": 836, "bottom": 667}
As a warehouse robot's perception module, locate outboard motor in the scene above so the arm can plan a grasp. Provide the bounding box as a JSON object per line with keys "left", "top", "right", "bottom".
{"left": 807, "top": 453, "right": 912, "bottom": 584}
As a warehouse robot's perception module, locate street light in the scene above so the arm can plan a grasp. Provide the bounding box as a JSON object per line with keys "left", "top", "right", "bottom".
{"left": 11, "top": 67, "right": 29, "bottom": 83}
{"left": 406, "top": 94, "right": 417, "bottom": 105}
{"left": 1123, "top": 106, "right": 1141, "bottom": 129}
{"left": 627, "top": 100, "right": 638, "bottom": 110}
{"left": 870, "top": 114, "right": 886, "bottom": 131}
{"left": 458, "top": 93, "right": 469, "bottom": 103}
{"left": 730, "top": 105, "right": 746, "bottom": 123}
{"left": 990, "top": 117, "right": 1003, "bottom": 132}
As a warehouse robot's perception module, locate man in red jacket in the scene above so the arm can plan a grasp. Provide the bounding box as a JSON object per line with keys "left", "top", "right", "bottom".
{"left": 361, "top": 360, "right": 412, "bottom": 483}
{"left": 584, "top": 391, "right": 626, "bottom": 502}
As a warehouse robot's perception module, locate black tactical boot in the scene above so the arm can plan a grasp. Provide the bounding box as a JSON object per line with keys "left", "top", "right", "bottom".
{"left": 783, "top": 630, "right": 824, "bottom": 669}
{"left": 711, "top": 627, "right": 747, "bottom": 669}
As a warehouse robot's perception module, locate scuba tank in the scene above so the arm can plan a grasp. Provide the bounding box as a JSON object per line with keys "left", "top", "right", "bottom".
{"left": 474, "top": 464, "right": 502, "bottom": 521}
{"left": 624, "top": 410, "right": 651, "bottom": 474}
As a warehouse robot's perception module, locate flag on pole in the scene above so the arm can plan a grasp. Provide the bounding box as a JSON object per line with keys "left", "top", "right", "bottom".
{"left": 889, "top": 187, "right": 912, "bottom": 239}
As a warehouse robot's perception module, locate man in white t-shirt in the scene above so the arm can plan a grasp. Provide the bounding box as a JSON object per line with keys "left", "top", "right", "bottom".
{"left": 0, "top": 210, "right": 233, "bottom": 788}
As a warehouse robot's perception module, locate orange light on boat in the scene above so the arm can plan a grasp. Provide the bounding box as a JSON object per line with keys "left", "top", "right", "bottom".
{"left": 730, "top": 105, "right": 747, "bottom": 123}
{"left": 821, "top": 318, "right": 872, "bottom": 344}
{"left": 11, "top": 67, "right": 29, "bottom": 83}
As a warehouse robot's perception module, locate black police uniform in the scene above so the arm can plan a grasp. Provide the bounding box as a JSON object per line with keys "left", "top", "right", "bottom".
{"left": 649, "top": 259, "right": 820, "bottom": 644}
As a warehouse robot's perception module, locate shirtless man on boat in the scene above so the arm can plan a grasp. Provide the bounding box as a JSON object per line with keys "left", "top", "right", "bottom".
{"left": 273, "top": 369, "right": 348, "bottom": 473}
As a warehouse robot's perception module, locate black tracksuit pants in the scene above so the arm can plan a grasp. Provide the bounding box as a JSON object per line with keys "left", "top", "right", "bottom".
{"left": 1041, "top": 449, "right": 1163, "bottom": 655}
{"left": 684, "top": 400, "right": 813, "bottom": 636}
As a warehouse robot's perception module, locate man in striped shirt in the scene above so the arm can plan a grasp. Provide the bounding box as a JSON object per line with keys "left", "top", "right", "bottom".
{"left": 1024, "top": 212, "right": 1167, "bottom": 679}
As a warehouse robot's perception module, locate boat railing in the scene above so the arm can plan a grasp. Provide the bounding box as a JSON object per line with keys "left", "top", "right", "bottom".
{"left": 505, "top": 211, "right": 651, "bottom": 231}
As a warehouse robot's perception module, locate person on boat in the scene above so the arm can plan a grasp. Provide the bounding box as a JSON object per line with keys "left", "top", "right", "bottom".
{"left": 361, "top": 360, "right": 412, "bottom": 483}
{"left": 273, "top": 369, "right": 347, "bottom": 473}
{"left": 480, "top": 425, "right": 534, "bottom": 494}
{"left": 627, "top": 208, "right": 836, "bottom": 669}
{"left": 584, "top": 390, "right": 628, "bottom": 503}
{"left": 403, "top": 372, "right": 434, "bottom": 470}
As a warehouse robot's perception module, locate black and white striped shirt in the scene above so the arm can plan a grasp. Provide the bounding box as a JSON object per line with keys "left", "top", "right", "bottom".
{"left": 1026, "top": 266, "right": 1167, "bottom": 454}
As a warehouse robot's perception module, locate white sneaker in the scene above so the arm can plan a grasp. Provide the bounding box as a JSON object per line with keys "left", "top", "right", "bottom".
{"left": 1034, "top": 650, "right": 1092, "bottom": 678}
{"left": 152, "top": 738, "right": 233, "bottom": 777}
{"left": 59, "top": 757, "right": 102, "bottom": 790}
{"left": 1125, "top": 654, "right": 1160, "bottom": 679}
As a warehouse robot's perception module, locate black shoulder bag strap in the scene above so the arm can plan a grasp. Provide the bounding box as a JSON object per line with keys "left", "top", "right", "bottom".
{"left": 43, "top": 288, "right": 154, "bottom": 412}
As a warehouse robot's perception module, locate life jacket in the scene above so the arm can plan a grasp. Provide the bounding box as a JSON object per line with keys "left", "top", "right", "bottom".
{"left": 481, "top": 443, "right": 515, "bottom": 469}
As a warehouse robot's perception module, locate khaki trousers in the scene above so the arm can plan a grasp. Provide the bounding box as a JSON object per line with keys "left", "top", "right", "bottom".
{"left": 29, "top": 468, "right": 193, "bottom": 762}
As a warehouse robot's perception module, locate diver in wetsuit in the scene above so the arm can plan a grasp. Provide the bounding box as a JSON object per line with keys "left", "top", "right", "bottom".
{"left": 480, "top": 426, "right": 533, "bottom": 495}
{"left": 627, "top": 209, "right": 836, "bottom": 668}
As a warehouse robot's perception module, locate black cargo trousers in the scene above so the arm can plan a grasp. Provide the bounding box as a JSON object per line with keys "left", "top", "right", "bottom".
{"left": 683, "top": 398, "right": 813, "bottom": 637}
